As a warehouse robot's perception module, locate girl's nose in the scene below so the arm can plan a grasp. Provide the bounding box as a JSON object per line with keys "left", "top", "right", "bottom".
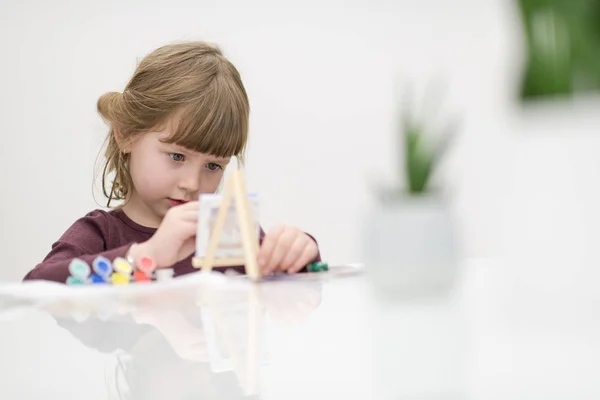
{"left": 178, "top": 171, "right": 201, "bottom": 196}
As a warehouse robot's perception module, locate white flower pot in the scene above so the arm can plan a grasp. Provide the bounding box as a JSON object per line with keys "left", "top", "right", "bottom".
{"left": 362, "top": 194, "right": 460, "bottom": 300}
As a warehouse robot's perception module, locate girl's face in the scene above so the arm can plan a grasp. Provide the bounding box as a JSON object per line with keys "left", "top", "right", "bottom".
{"left": 122, "top": 128, "right": 231, "bottom": 228}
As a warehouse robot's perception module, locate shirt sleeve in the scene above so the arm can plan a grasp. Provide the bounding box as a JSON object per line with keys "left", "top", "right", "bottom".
{"left": 305, "top": 232, "right": 322, "bottom": 263}
{"left": 23, "top": 212, "right": 132, "bottom": 284}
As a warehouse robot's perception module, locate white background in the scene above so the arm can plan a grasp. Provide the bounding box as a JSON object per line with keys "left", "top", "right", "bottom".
{"left": 2, "top": 0, "right": 600, "bottom": 285}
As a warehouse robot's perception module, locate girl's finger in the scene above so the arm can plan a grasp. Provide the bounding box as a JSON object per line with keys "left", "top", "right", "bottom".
{"left": 180, "top": 220, "right": 199, "bottom": 235}
{"left": 265, "top": 228, "right": 296, "bottom": 274}
{"left": 279, "top": 234, "right": 307, "bottom": 271}
{"left": 181, "top": 210, "right": 199, "bottom": 220}
{"left": 258, "top": 225, "right": 285, "bottom": 272}
{"left": 287, "top": 242, "right": 318, "bottom": 274}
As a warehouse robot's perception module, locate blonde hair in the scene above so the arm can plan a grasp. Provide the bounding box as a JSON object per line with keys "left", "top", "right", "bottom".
{"left": 96, "top": 41, "right": 250, "bottom": 207}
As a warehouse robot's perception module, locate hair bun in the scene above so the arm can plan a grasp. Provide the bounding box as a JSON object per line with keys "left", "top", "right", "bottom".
{"left": 97, "top": 91, "right": 122, "bottom": 124}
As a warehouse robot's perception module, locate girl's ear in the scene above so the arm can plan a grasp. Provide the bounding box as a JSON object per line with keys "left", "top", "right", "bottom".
{"left": 113, "top": 127, "right": 132, "bottom": 153}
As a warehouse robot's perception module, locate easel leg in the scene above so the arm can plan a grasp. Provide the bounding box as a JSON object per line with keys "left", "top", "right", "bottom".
{"left": 231, "top": 171, "right": 261, "bottom": 279}
{"left": 203, "top": 176, "right": 234, "bottom": 272}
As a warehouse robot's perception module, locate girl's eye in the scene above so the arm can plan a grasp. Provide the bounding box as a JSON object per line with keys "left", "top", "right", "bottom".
{"left": 169, "top": 153, "right": 185, "bottom": 162}
{"left": 206, "top": 162, "right": 223, "bottom": 171}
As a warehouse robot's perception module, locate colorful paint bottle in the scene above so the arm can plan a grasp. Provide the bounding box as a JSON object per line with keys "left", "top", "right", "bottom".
{"left": 92, "top": 256, "right": 113, "bottom": 280}
{"left": 66, "top": 276, "right": 86, "bottom": 285}
{"left": 113, "top": 257, "right": 133, "bottom": 275}
{"left": 68, "top": 258, "right": 91, "bottom": 280}
{"left": 111, "top": 272, "right": 130, "bottom": 285}
{"left": 155, "top": 269, "right": 174, "bottom": 282}
{"left": 133, "top": 270, "right": 151, "bottom": 283}
{"left": 89, "top": 273, "right": 107, "bottom": 284}
{"left": 137, "top": 256, "right": 156, "bottom": 275}
{"left": 307, "top": 261, "right": 329, "bottom": 272}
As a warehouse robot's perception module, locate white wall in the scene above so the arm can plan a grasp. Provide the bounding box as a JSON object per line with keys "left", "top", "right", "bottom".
{"left": 1, "top": 0, "right": 599, "bottom": 286}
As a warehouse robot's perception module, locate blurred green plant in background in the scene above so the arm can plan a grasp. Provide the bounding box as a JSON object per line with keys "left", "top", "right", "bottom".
{"left": 396, "top": 81, "right": 459, "bottom": 196}
{"left": 402, "top": 114, "right": 456, "bottom": 194}
{"left": 517, "top": 0, "right": 600, "bottom": 100}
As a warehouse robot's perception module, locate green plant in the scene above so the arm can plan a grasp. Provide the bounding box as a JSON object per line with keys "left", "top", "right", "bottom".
{"left": 517, "top": 0, "right": 600, "bottom": 100}
{"left": 399, "top": 82, "right": 459, "bottom": 195}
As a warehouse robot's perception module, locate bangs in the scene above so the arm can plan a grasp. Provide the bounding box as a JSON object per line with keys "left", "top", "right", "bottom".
{"left": 161, "top": 75, "right": 249, "bottom": 159}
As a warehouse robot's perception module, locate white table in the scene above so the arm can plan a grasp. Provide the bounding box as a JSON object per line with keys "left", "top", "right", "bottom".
{"left": 0, "top": 259, "right": 598, "bottom": 399}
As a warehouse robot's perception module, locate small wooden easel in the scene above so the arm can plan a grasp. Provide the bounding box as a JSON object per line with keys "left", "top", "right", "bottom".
{"left": 192, "top": 169, "right": 262, "bottom": 280}
{"left": 193, "top": 169, "right": 264, "bottom": 395}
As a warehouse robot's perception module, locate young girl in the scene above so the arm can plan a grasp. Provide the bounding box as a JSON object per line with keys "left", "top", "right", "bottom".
{"left": 23, "top": 41, "right": 321, "bottom": 284}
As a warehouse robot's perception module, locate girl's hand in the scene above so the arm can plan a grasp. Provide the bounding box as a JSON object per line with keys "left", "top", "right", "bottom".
{"left": 131, "top": 201, "right": 199, "bottom": 268}
{"left": 257, "top": 225, "right": 319, "bottom": 275}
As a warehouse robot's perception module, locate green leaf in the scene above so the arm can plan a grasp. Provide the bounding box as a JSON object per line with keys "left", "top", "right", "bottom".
{"left": 405, "top": 128, "right": 434, "bottom": 193}
{"left": 396, "top": 79, "right": 458, "bottom": 195}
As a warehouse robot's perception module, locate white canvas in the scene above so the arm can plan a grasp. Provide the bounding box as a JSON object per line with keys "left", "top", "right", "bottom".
{"left": 196, "top": 193, "right": 260, "bottom": 259}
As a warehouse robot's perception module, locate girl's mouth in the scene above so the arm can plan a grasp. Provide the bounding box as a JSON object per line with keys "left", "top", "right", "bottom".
{"left": 168, "top": 198, "right": 188, "bottom": 207}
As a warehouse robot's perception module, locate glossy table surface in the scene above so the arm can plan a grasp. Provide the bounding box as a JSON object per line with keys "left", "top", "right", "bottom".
{"left": 0, "top": 259, "right": 598, "bottom": 400}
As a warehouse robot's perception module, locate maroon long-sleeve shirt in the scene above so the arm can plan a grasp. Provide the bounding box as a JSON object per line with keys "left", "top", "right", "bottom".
{"left": 23, "top": 208, "right": 320, "bottom": 283}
